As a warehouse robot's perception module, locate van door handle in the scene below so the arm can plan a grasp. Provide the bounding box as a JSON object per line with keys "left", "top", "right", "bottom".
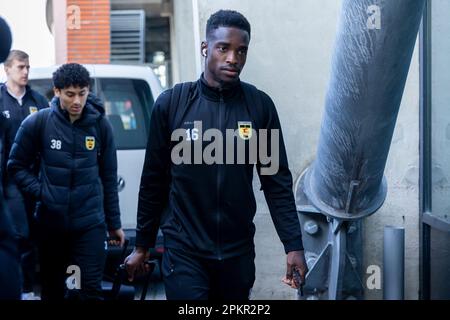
{"left": 117, "top": 176, "right": 125, "bottom": 192}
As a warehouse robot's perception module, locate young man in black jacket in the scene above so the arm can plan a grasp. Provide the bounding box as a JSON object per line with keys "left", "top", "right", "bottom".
{"left": 8, "top": 63, "right": 125, "bottom": 300}
{"left": 1, "top": 50, "right": 48, "bottom": 299}
{"left": 125, "top": 10, "right": 307, "bottom": 300}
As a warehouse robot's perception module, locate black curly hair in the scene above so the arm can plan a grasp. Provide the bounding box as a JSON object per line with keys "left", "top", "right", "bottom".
{"left": 206, "top": 10, "right": 251, "bottom": 41}
{"left": 52, "top": 63, "right": 90, "bottom": 89}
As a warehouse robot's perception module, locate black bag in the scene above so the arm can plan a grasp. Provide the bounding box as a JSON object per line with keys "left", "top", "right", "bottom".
{"left": 103, "top": 238, "right": 160, "bottom": 301}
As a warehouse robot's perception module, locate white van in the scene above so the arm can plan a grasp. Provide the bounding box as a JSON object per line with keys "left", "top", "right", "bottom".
{"left": 28, "top": 64, "right": 163, "bottom": 240}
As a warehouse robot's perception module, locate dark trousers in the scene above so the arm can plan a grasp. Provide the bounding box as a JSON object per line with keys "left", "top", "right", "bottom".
{"left": 17, "top": 237, "right": 37, "bottom": 293}
{"left": 5, "top": 188, "right": 36, "bottom": 293}
{"left": 37, "top": 224, "right": 107, "bottom": 300}
{"left": 0, "top": 199, "right": 21, "bottom": 300}
{"left": 162, "top": 248, "right": 256, "bottom": 300}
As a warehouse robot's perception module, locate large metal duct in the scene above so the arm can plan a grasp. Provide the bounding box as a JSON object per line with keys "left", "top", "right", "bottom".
{"left": 302, "top": 0, "right": 426, "bottom": 220}
{"left": 295, "top": 0, "right": 426, "bottom": 300}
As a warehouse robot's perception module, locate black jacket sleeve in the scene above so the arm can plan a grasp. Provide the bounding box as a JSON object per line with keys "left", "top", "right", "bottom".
{"left": 256, "top": 91, "right": 304, "bottom": 253}
{"left": 7, "top": 112, "right": 42, "bottom": 200}
{"left": 99, "top": 117, "right": 122, "bottom": 231}
{"left": 135, "top": 90, "right": 172, "bottom": 249}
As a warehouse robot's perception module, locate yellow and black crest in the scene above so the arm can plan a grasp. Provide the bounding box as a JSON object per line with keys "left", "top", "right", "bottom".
{"left": 29, "top": 106, "right": 38, "bottom": 114}
{"left": 238, "top": 122, "right": 252, "bottom": 140}
{"left": 85, "top": 136, "right": 95, "bottom": 151}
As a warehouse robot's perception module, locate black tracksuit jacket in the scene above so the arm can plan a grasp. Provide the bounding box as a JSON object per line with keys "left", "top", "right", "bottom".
{"left": 0, "top": 84, "right": 48, "bottom": 238}
{"left": 136, "top": 76, "right": 303, "bottom": 259}
{"left": 1, "top": 84, "right": 48, "bottom": 192}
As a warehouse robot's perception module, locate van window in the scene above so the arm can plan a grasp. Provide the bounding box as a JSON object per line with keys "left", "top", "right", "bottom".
{"left": 98, "top": 78, "right": 153, "bottom": 150}
{"left": 28, "top": 77, "right": 153, "bottom": 150}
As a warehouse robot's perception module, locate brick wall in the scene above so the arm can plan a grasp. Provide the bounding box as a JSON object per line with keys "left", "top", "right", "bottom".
{"left": 66, "top": 0, "right": 110, "bottom": 64}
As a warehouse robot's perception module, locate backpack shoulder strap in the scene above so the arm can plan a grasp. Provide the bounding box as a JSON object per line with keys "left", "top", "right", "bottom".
{"left": 168, "top": 82, "right": 195, "bottom": 132}
{"left": 36, "top": 108, "right": 50, "bottom": 136}
{"left": 35, "top": 108, "right": 50, "bottom": 151}
{"left": 240, "top": 81, "right": 266, "bottom": 130}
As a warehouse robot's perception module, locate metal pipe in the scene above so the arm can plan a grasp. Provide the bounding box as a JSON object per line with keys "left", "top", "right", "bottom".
{"left": 302, "top": 0, "right": 426, "bottom": 220}
{"left": 383, "top": 226, "right": 405, "bottom": 300}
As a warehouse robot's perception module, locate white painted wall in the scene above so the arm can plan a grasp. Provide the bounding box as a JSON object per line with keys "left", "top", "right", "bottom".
{"left": 0, "top": 0, "right": 55, "bottom": 69}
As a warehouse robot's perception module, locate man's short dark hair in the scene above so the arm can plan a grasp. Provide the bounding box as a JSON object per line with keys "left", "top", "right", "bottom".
{"left": 52, "top": 63, "right": 90, "bottom": 89}
{"left": 206, "top": 10, "right": 251, "bottom": 40}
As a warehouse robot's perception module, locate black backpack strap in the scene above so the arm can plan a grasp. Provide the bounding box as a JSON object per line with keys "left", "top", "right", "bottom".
{"left": 240, "top": 81, "right": 266, "bottom": 130}
{"left": 36, "top": 108, "right": 50, "bottom": 149}
{"left": 33, "top": 108, "right": 50, "bottom": 177}
{"left": 168, "top": 82, "right": 195, "bottom": 132}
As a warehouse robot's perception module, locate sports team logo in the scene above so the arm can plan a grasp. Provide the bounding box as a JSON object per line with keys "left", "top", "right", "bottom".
{"left": 238, "top": 121, "right": 252, "bottom": 140}
{"left": 29, "top": 106, "right": 38, "bottom": 114}
{"left": 2, "top": 110, "right": 10, "bottom": 119}
{"left": 85, "top": 136, "right": 95, "bottom": 151}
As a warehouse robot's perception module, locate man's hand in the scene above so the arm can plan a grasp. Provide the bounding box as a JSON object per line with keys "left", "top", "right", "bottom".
{"left": 282, "top": 250, "right": 308, "bottom": 289}
{"left": 124, "top": 247, "right": 151, "bottom": 282}
{"left": 108, "top": 228, "right": 125, "bottom": 247}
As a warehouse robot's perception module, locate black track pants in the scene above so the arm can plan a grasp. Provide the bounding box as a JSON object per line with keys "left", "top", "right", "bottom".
{"left": 162, "top": 247, "right": 256, "bottom": 300}
{"left": 38, "top": 224, "right": 107, "bottom": 300}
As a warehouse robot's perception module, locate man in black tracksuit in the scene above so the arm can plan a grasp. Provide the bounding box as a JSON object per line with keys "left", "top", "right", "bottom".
{"left": 8, "top": 63, "right": 125, "bottom": 300}
{"left": 1, "top": 50, "right": 48, "bottom": 299}
{"left": 125, "top": 10, "right": 308, "bottom": 300}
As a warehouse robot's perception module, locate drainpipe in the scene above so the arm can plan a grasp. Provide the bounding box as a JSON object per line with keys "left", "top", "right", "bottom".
{"left": 383, "top": 226, "right": 405, "bottom": 300}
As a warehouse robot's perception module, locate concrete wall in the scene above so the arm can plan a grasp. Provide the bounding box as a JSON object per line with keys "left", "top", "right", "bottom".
{"left": 172, "top": 0, "right": 198, "bottom": 83}
{"left": 363, "top": 39, "right": 420, "bottom": 300}
{"left": 173, "top": 0, "right": 420, "bottom": 299}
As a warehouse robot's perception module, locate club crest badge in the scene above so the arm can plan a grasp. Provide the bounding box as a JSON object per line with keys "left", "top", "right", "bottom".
{"left": 85, "top": 136, "right": 95, "bottom": 151}
{"left": 238, "top": 122, "right": 252, "bottom": 140}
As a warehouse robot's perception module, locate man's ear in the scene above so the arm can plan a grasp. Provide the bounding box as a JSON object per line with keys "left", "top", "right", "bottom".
{"left": 53, "top": 87, "right": 60, "bottom": 97}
